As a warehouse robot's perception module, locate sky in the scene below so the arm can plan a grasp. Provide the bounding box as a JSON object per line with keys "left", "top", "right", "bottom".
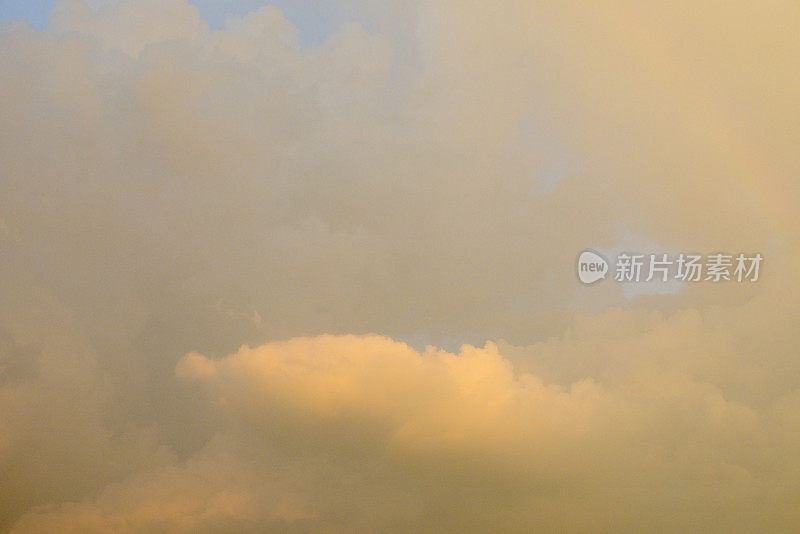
{"left": 0, "top": 0, "right": 346, "bottom": 45}
{"left": 1, "top": 0, "right": 800, "bottom": 532}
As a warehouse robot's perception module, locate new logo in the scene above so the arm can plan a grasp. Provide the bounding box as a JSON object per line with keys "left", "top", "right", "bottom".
{"left": 577, "top": 250, "right": 609, "bottom": 284}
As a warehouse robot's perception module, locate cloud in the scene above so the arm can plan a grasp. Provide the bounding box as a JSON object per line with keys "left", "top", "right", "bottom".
{"left": 1, "top": 0, "right": 799, "bottom": 531}
{"left": 11, "top": 329, "right": 800, "bottom": 531}
{"left": 50, "top": 0, "right": 207, "bottom": 56}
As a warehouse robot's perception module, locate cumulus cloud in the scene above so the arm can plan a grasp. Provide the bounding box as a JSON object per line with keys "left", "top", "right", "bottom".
{"left": 12, "top": 329, "right": 800, "bottom": 532}
{"left": 1, "top": 0, "right": 799, "bottom": 531}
